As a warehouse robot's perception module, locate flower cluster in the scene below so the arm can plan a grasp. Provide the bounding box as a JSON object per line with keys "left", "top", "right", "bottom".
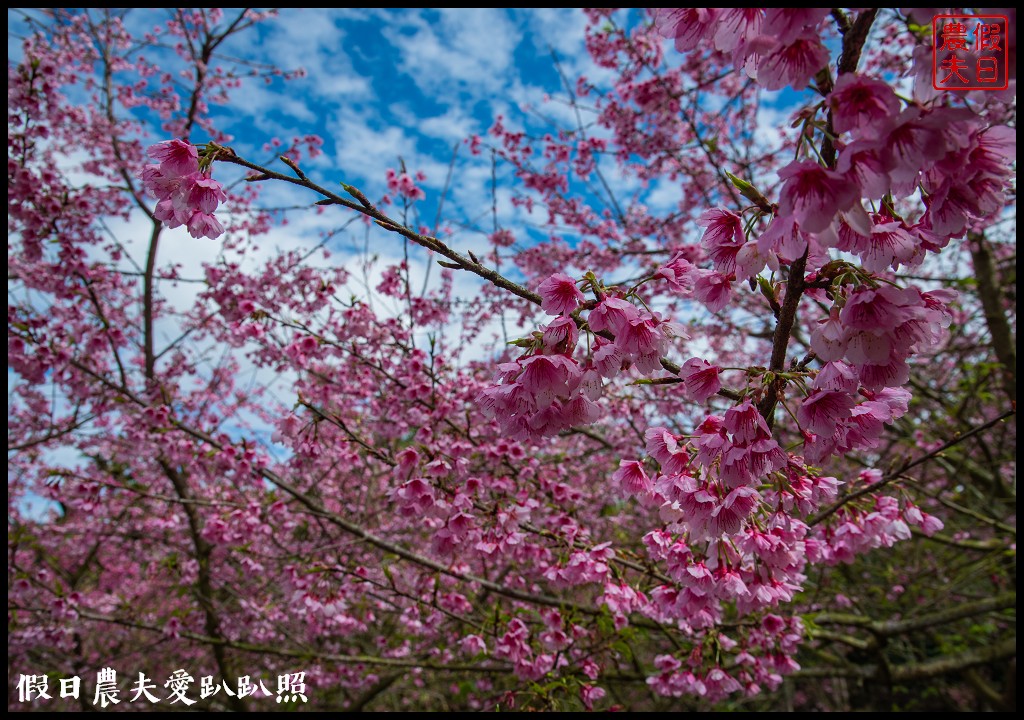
{"left": 141, "top": 139, "right": 226, "bottom": 239}
{"left": 589, "top": 295, "right": 687, "bottom": 376}
{"left": 478, "top": 274, "right": 596, "bottom": 438}
{"left": 799, "top": 282, "right": 954, "bottom": 462}
{"left": 479, "top": 273, "right": 689, "bottom": 439}
{"left": 655, "top": 8, "right": 1015, "bottom": 256}
{"left": 385, "top": 167, "right": 427, "bottom": 202}
{"left": 655, "top": 9, "right": 831, "bottom": 92}
{"left": 810, "top": 284, "right": 955, "bottom": 392}
{"left": 477, "top": 351, "right": 603, "bottom": 439}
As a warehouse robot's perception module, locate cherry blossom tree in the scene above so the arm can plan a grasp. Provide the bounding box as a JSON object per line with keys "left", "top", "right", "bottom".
{"left": 8, "top": 7, "right": 1016, "bottom": 711}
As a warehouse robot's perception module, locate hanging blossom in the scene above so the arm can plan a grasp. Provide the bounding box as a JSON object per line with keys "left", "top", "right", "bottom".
{"left": 479, "top": 271, "right": 690, "bottom": 440}
{"left": 478, "top": 273, "right": 602, "bottom": 438}
{"left": 141, "top": 139, "right": 227, "bottom": 239}
{"left": 385, "top": 167, "right": 427, "bottom": 202}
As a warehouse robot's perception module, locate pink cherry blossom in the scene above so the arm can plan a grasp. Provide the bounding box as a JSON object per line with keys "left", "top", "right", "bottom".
{"left": 680, "top": 357, "right": 721, "bottom": 402}
{"left": 588, "top": 296, "right": 640, "bottom": 335}
{"left": 183, "top": 173, "right": 228, "bottom": 214}
{"left": 614, "top": 460, "right": 653, "bottom": 496}
{"left": 538, "top": 272, "right": 584, "bottom": 316}
{"left": 645, "top": 427, "right": 691, "bottom": 475}
{"left": 518, "top": 353, "right": 579, "bottom": 407}
{"left": 580, "top": 684, "right": 606, "bottom": 710}
{"left": 762, "top": 8, "right": 830, "bottom": 45}
{"left": 798, "top": 390, "right": 856, "bottom": 436}
{"left": 146, "top": 139, "right": 199, "bottom": 176}
{"left": 828, "top": 74, "right": 901, "bottom": 140}
{"left": 700, "top": 208, "right": 746, "bottom": 274}
{"left": 724, "top": 400, "right": 771, "bottom": 444}
{"left": 756, "top": 32, "right": 830, "bottom": 92}
{"left": 541, "top": 315, "right": 579, "bottom": 353}
{"left": 654, "top": 252, "right": 698, "bottom": 294}
{"left": 186, "top": 211, "right": 225, "bottom": 240}
{"left": 837, "top": 216, "right": 918, "bottom": 272}
{"left": 777, "top": 160, "right": 858, "bottom": 233}
{"left": 693, "top": 271, "right": 732, "bottom": 313}
{"left": 653, "top": 8, "right": 719, "bottom": 52}
{"left": 836, "top": 140, "right": 894, "bottom": 200}
{"left": 810, "top": 308, "right": 849, "bottom": 362}
{"left": 714, "top": 9, "right": 763, "bottom": 53}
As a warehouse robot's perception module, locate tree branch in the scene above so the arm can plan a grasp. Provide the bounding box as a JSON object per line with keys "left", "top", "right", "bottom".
{"left": 808, "top": 408, "right": 1016, "bottom": 525}
{"left": 969, "top": 231, "right": 1017, "bottom": 405}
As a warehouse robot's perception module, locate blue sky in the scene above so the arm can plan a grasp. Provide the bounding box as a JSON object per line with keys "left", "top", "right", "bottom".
{"left": 209, "top": 8, "right": 632, "bottom": 326}
{"left": 203, "top": 8, "right": 620, "bottom": 242}
{"left": 9, "top": 7, "right": 619, "bottom": 222}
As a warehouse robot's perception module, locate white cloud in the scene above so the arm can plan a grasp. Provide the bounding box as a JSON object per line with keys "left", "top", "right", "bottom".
{"left": 253, "top": 8, "right": 373, "bottom": 105}
{"left": 415, "top": 107, "right": 480, "bottom": 144}
{"left": 329, "top": 113, "right": 442, "bottom": 185}
{"left": 382, "top": 9, "right": 522, "bottom": 95}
